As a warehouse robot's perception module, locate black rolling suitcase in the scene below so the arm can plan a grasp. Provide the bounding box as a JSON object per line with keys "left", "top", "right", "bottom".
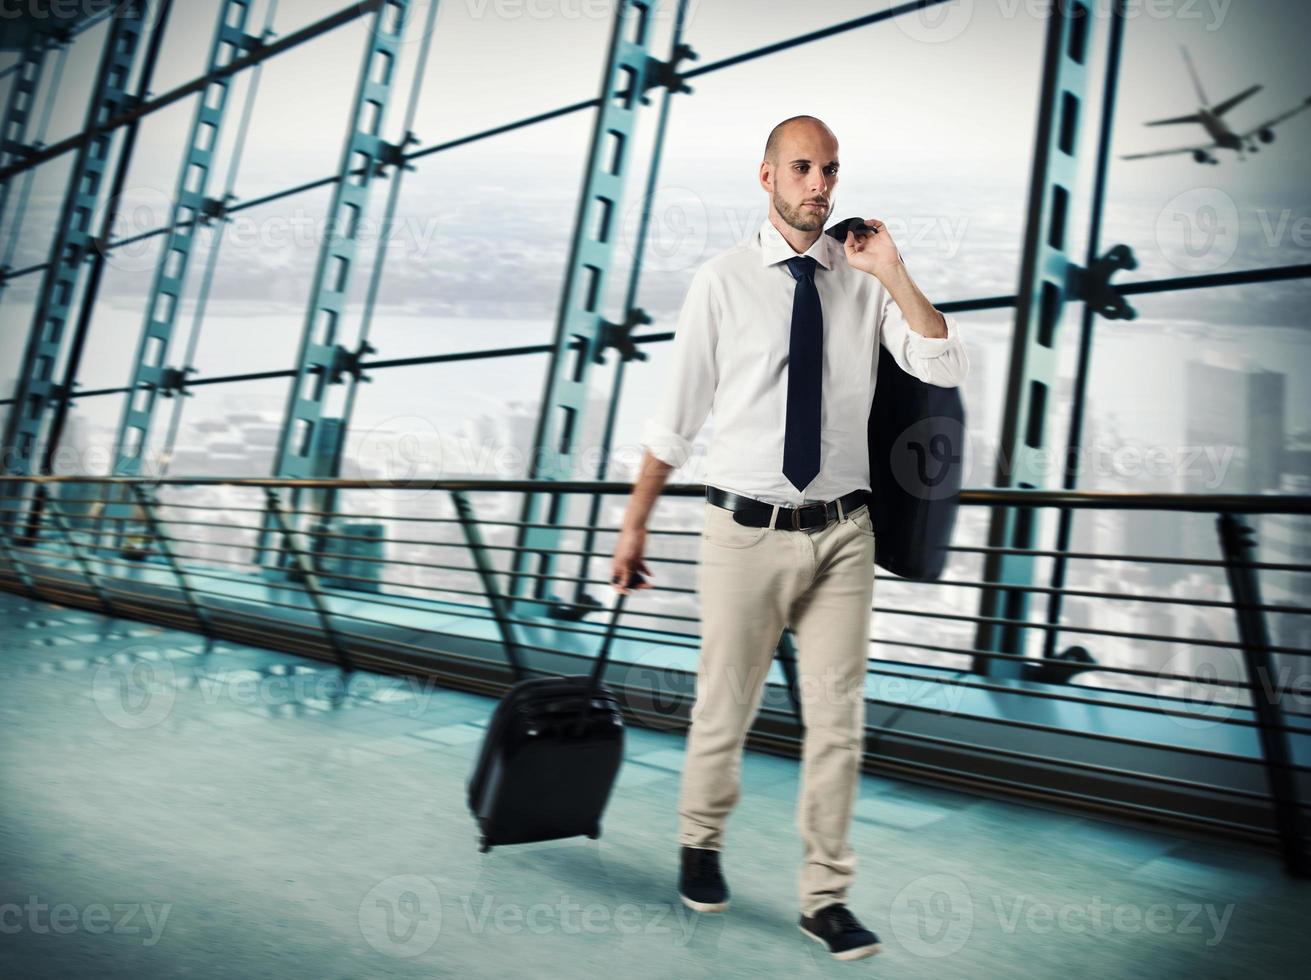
{"left": 467, "top": 590, "right": 629, "bottom": 852}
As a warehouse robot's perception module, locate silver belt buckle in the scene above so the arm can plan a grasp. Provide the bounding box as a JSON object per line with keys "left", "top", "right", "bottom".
{"left": 790, "top": 508, "right": 802, "bottom": 531}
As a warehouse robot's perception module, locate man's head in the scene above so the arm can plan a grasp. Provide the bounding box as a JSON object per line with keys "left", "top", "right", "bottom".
{"left": 759, "top": 115, "right": 839, "bottom": 234}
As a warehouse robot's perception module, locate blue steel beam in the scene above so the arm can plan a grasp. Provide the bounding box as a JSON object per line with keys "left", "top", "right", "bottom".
{"left": 132, "top": 0, "right": 279, "bottom": 492}
{"left": 320, "top": 0, "right": 442, "bottom": 521}
{"left": 256, "top": 0, "right": 411, "bottom": 564}
{"left": 30, "top": 0, "right": 176, "bottom": 557}
{"left": 0, "top": 1, "right": 385, "bottom": 186}
{"left": 0, "top": 0, "right": 150, "bottom": 488}
{"left": 568, "top": 1, "right": 695, "bottom": 616}
{"left": 1041, "top": 1, "right": 1137, "bottom": 663}
{"left": 506, "top": 0, "right": 672, "bottom": 620}
{"left": 0, "top": 32, "right": 52, "bottom": 292}
{"left": 0, "top": 35, "right": 70, "bottom": 305}
{"left": 272, "top": 0, "right": 411, "bottom": 482}
{"left": 109, "top": 0, "right": 260, "bottom": 477}
{"left": 971, "top": 0, "right": 1097, "bottom": 678}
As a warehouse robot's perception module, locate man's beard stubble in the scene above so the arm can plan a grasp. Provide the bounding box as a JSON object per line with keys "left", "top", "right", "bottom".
{"left": 774, "top": 189, "right": 831, "bottom": 232}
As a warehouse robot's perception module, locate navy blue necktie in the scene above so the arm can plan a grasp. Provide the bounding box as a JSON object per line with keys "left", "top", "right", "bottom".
{"left": 782, "top": 255, "right": 822, "bottom": 492}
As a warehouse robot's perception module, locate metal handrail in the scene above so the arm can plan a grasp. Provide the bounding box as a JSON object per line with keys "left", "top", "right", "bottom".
{"left": 1, "top": 473, "right": 1307, "bottom": 869}
{"left": 2, "top": 474, "right": 1309, "bottom": 511}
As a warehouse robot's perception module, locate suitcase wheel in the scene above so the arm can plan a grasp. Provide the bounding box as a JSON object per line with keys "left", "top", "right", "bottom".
{"left": 479, "top": 835, "right": 491, "bottom": 853}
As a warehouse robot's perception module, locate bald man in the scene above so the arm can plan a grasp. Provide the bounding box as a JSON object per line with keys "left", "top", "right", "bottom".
{"left": 614, "top": 114, "right": 968, "bottom": 961}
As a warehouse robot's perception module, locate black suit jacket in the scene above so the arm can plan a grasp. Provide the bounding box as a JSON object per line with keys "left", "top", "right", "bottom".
{"left": 864, "top": 349, "right": 967, "bottom": 581}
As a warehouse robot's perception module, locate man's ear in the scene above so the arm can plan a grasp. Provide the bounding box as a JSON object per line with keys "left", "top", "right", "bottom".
{"left": 758, "top": 161, "right": 772, "bottom": 192}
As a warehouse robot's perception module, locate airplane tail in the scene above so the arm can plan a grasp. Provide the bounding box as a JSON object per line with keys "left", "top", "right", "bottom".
{"left": 1179, "top": 44, "right": 1209, "bottom": 106}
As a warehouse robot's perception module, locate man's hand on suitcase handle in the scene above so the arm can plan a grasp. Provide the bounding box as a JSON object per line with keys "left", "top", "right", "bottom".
{"left": 611, "top": 564, "right": 649, "bottom": 594}
{"left": 611, "top": 528, "right": 652, "bottom": 595}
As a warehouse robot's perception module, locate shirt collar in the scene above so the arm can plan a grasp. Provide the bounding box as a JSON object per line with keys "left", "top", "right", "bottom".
{"left": 758, "top": 216, "right": 834, "bottom": 271}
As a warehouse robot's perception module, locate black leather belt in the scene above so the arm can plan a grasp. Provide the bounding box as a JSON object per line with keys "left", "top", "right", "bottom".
{"left": 705, "top": 485, "right": 870, "bottom": 531}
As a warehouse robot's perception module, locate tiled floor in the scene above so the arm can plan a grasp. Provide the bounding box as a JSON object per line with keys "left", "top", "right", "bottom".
{"left": 0, "top": 592, "right": 1306, "bottom": 978}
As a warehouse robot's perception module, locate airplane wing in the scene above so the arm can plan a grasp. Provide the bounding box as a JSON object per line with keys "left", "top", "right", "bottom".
{"left": 1241, "top": 95, "right": 1311, "bottom": 138}
{"left": 1120, "top": 141, "right": 1219, "bottom": 161}
{"left": 1145, "top": 113, "right": 1204, "bottom": 127}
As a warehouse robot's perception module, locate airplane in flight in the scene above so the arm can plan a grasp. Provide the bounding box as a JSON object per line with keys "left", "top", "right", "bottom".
{"left": 1121, "top": 45, "right": 1311, "bottom": 164}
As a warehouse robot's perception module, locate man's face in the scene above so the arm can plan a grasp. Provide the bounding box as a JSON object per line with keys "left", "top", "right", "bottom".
{"left": 766, "top": 126, "right": 839, "bottom": 233}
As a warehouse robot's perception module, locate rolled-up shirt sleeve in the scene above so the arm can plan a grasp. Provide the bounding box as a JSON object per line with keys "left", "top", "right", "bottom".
{"left": 878, "top": 292, "right": 969, "bottom": 388}
{"left": 640, "top": 264, "right": 720, "bottom": 469}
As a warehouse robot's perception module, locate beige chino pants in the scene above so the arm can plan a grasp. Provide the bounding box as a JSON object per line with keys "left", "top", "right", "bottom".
{"left": 677, "top": 496, "right": 877, "bottom": 918}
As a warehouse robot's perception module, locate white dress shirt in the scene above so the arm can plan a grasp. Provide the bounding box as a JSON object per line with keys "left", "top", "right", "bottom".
{"left": 640, "top": 216, "right": 969, "bottom": 507}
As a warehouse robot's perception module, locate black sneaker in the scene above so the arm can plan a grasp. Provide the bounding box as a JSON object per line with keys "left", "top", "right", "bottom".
{"left": 678, "top": 846, "right": 729, "bottom": 912}
{"left": 798, "top": 903, "right": 882, "bottom": 960}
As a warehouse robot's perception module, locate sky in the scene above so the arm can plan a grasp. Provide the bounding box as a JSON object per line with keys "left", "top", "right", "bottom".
{"left": 1, "top": 0, "right": 1309, "bottom": 474}
{"left": 7, "top": 0, "right": 1311, "bottom": 190}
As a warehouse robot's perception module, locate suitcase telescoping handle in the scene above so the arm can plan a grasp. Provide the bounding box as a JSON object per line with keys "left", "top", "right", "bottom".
{"left": 570, "top": 576, "right": 636, "bottom": 737}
